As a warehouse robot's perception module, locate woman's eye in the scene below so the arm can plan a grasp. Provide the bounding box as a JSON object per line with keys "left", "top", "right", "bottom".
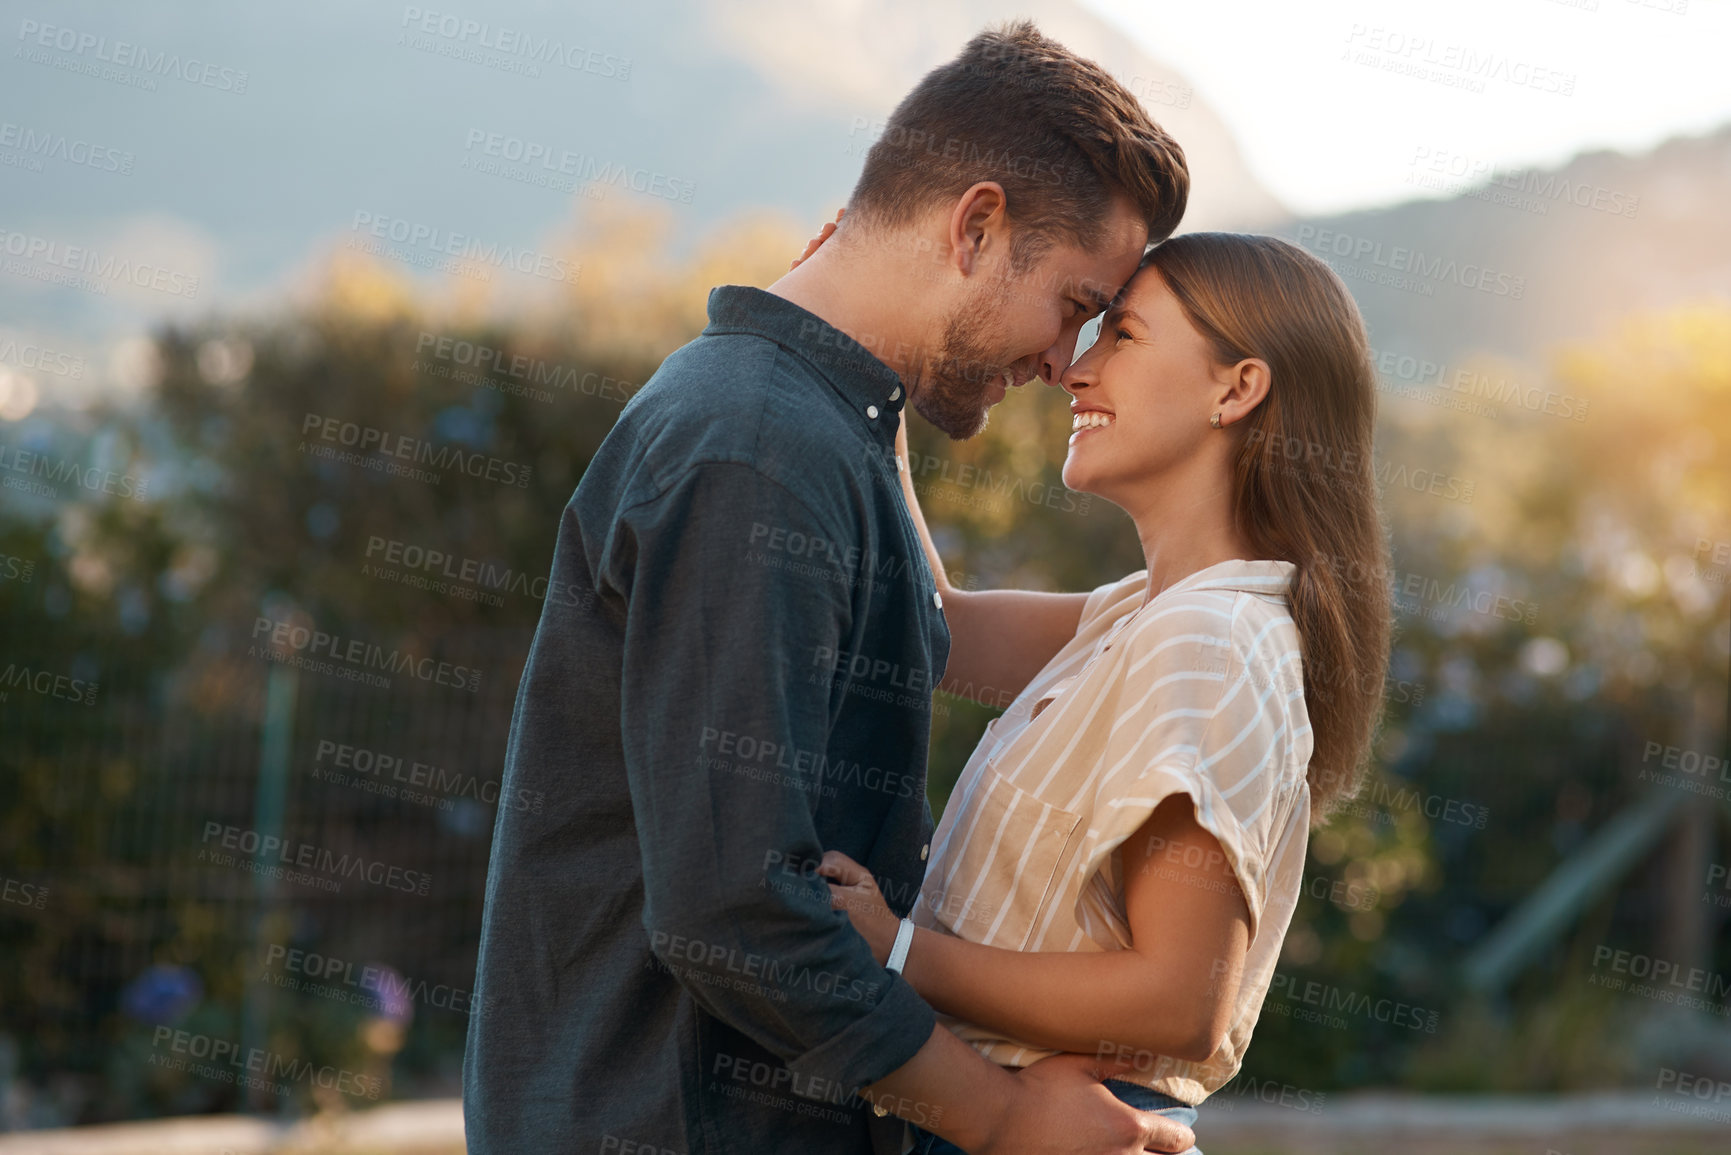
{"left": 1115, "top": 328, "right": 1133, "bottom": 342}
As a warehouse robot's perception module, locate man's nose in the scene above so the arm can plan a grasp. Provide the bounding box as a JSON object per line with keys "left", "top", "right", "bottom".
{"left": 1037, "top": 338, "right": 1075, "bottom": 387}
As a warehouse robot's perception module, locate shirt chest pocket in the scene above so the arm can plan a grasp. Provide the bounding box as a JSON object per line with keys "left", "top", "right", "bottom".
{"left": 939, "top": 763, "right": 1084, "bottom": 951}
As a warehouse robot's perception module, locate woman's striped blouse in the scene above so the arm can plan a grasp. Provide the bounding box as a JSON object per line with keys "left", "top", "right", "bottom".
{"left": 913, "top": 559, "right": 1313, "bottom": 1105}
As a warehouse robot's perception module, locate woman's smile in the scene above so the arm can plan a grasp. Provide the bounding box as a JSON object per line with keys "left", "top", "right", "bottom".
{"left": 1069, "top": 404, "right": 1116, "bottom": 442}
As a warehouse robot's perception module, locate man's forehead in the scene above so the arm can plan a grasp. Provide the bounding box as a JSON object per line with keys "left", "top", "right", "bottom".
{"left": 1062, "top": 217, "right": 1149, "bottom": 262}
{"left": 1054, "top": 238, "right": 1146, "bottom": 306}
{"left": 1094, "top": 202, "right": 1153, "bottom": 257}
{"left": 1037, "top": 262, "right": 1123, "bottom": 308}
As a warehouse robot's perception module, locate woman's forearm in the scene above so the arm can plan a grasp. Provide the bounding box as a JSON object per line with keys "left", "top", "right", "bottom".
{"left": 894, "top": 418, "right": 953, "bottom": 595}
{"left": 891, "top": 421, "right": 1089, "bottom": 706}
{"left": 932, "top": 589, "right": 1089, "bottom": 707}
{"left": 901, "top": 927, "right": 1219, "bottom": 1062}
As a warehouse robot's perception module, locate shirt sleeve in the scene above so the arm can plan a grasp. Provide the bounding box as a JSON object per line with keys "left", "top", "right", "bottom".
{"left": 1075, "top": 593, "right": 1301, "bottom": 943}
{"left": 605, "top": 460, "right": 936, "bottom": 1095}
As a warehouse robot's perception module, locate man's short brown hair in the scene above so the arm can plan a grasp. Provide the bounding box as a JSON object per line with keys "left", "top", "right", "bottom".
{"left": 848, "top": 20, "right": 1189, "bottom": 267}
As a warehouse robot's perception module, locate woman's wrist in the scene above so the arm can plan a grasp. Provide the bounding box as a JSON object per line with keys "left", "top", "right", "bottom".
{"left": 895, "top": 926, "right": 940, "bottom": 1003}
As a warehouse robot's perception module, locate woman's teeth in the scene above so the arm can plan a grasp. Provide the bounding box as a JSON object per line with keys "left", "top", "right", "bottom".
{"left": 1071, "top": 412, "right": 1114, "bottom": 431}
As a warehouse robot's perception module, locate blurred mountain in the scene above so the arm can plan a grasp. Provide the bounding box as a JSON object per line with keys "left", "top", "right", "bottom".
{"left": 1265, "top": 123, "right": 1731, "bottom": 368}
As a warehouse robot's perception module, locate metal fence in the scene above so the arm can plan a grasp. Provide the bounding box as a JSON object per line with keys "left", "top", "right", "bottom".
{"left": 1, "top": 620, "right": 535, "bottom": 1125}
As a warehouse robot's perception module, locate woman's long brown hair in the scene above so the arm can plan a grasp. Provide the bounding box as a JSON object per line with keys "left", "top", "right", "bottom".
{"left": 1143, "top": 233, "right": 1392, "bottom": 819}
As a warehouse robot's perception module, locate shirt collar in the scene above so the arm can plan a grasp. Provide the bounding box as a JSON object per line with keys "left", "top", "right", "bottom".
{"left": 703, "top": 285, "right": 906, "bottom": 441}
{"left": 1146, "top": 559, "right": 1298, "bottom": 601}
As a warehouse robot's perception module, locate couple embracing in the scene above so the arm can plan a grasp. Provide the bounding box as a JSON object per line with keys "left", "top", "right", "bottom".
{"left": 465, "top": 19, "right": 1392, "bottom": 1155}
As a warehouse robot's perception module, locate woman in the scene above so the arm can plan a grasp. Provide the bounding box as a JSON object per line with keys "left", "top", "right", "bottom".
{"left": 808, "top": 228, "right": 1392, "bottom": 1153}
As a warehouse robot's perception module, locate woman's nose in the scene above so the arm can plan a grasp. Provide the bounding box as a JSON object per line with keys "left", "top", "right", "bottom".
{"left": 1058, "top": 352, "right": 1096, "bottom": 393}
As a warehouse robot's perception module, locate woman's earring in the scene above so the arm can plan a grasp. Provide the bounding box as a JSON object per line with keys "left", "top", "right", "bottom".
{"left": 1210, "top": 412, "right": 1222, "bottom": 429}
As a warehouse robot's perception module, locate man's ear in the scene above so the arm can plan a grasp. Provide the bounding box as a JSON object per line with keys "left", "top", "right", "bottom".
{"left": 946, "top": 182, "right": 1008, "bottom": 278}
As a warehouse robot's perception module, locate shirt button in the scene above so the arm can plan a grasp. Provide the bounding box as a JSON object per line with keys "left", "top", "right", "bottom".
{"left": 920, "top": 843, "right": 929, "bottom": 861}
{"left": 866, "top": 405, "right": 879, "bottom": 419}
{"left": 873, "top": 1104, "right": 888, "bottom": 1117}
{"left": 932, "top": 590, "right": 943, "bottom": 609}
{"left": 889, "top": 386, "right": 901, "bottom": 401}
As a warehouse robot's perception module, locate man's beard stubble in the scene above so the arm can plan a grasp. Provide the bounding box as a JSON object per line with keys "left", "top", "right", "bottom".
{"left": 910, "top": 283, "right": 1016, "bottom": 442}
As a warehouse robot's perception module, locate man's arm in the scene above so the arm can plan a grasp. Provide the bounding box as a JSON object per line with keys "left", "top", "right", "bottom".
{"left": 614, "top": 461, "right": 933, "bottom": 1086}
{"left": 864, "top": 1025, "right": 1198, "bottom": 1155}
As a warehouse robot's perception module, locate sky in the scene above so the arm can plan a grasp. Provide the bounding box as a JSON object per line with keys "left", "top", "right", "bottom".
{"left": 2, "top": 0, "right": 1728, "bottom": 419}
{"left": 1082, "top": 0, "right": 1731, "bottom": 216}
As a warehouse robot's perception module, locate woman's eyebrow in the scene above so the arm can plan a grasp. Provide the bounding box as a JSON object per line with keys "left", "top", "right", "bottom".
{"left": 1104, "top": 305, "right": 1148, "bottom": 327}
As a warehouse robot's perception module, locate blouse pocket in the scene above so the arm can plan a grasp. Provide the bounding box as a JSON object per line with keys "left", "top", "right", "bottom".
{"left": 934, "top": 762, "right": 1084, "bottom": 951}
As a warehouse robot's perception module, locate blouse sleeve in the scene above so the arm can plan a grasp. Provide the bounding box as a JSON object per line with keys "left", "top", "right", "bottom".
{"left": 1072, "top": 590, "right": 1304, "bottom": 944}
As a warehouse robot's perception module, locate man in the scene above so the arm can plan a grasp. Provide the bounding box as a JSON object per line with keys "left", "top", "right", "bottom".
{"left": 465, "top": 20, "right": 1190, "bottom": 1154}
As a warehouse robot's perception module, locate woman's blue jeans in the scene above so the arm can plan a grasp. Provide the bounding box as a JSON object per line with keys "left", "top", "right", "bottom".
{"left": 909, "top": 1077, "right": 1202, "bottom": 1154}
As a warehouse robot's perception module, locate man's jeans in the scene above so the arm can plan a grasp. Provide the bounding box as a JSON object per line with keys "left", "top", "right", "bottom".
{"left": 909, "top": 1078, "right": 1202, "bottom": 1155}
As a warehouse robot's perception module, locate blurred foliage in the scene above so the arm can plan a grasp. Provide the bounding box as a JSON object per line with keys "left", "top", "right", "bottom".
{"left": 2, "top": 199, "right": 1729, "bottom": 1124}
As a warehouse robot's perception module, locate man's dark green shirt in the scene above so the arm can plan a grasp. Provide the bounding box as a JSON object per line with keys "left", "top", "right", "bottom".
{"left": 464, "top": 286, "right": 950, "bottom": 1154}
